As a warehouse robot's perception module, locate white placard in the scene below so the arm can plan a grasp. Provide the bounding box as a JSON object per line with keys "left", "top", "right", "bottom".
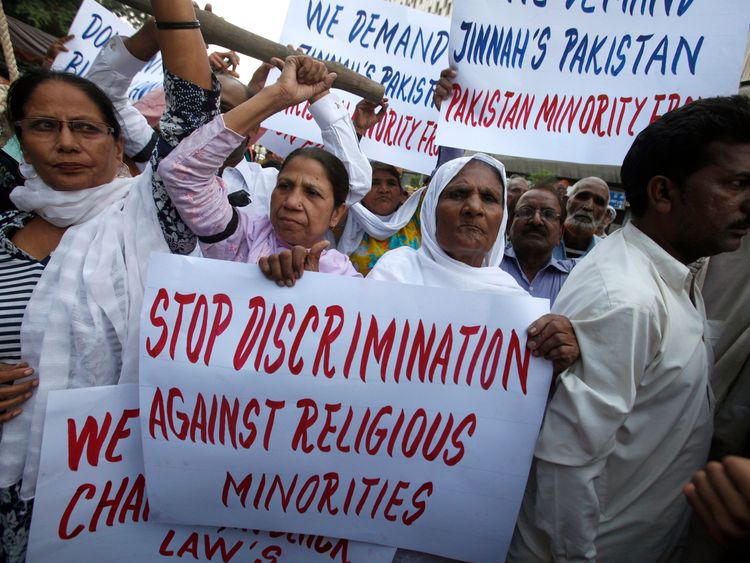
{"left": 139, "top": 253, "right": 552, "bottom": 561}
{"left": 51, "top": 0, "right": 163, "bottom": 101}
{"left": 263, "top": 0, "right": 450, "bottom": 174}
{"left": 259, "top": 129, "right": 324, "bottom": 159}
{"left": 436, "top": 0, "right": 750, "bottom": 165}
{"left": 27, "top": 385, "right": 395, "bottom": 563}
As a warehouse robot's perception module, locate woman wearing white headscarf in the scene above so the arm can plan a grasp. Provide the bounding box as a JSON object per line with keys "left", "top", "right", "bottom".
{"left": 337, "top": 162, "right": 425, "bottom": 275}
{"left": 370, "top": 153, "right": 580, "bottom": 562}
{"left": 368, "top": 154, "right": 527, "bottom": 295}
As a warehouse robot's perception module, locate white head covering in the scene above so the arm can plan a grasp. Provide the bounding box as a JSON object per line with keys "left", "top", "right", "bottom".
{"left": 337, "top": 186, "right": 426, "bottom": 256}
{"left": 0, "top": 163, "right": 167, "bottom": 499}
{"left": 367, "top": 154, "right": 527, "bottom": 296}
{"left": 11, "top": 162, "right": 132, "bottom": 227}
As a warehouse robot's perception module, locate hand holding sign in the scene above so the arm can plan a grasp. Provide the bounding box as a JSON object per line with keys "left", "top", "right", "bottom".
{"left": 0, "top": 362, "right": 38, "bottom": 423}
{"left": 259, "top": 240, "right": 331, "bottom": 287}
{"left": 526, "top": 314, "right": 580, "bottom": 376}
{"left": 353, "top": 98, "right": 390, "bottom": 137}
{"left": 433, "top": 67, "right": 456, "bottom": 111}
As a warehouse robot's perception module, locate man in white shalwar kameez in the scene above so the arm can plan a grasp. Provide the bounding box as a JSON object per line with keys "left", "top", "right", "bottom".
{"left": 509, "top": 95, "right": 750, "bottom": 563}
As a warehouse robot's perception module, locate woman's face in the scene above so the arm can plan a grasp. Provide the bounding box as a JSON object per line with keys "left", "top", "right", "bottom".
{"left": 19, "top": 81, "right": 123, "bottom": 191}
{"left": 361, "top": 169, "right": 402, "bottom": 216}
{"left": 435, "top": 161, "right": 504, "bottom": 267}
{"left": 271, "top": 156, "right": 346, "bottom": 248}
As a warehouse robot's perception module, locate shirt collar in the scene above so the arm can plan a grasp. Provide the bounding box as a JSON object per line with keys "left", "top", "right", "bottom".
{"left": 505, "top": 245, "right": 568, "bottom": 272}
{"left": 623, "top": 222, "right": 692, "bottom": 291}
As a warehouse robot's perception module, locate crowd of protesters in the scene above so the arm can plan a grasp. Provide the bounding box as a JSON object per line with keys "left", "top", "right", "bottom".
{"left": 0, "top": 1, "right": 749, "bottom": 562}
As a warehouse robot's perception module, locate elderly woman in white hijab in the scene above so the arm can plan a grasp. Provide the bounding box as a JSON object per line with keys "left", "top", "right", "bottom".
{"left": 368, "top": 153, "right": 579, "bottom": 371}
{"left": 369, "top": 153, "right": 579, "bottom": 563}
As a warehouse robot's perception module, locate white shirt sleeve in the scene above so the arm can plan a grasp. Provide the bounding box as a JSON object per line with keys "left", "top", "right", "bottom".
{"left": 530, "top": 299, "right": 661, "bottom": 561}
{"left": 85, "top": 34, "right": 155, "bottom": 165}
{"left": 309, "top": 93, "right": 372, "bottom": 207}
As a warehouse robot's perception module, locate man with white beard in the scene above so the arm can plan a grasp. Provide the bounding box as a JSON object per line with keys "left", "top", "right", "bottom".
{"left": 553, "top": 177, "right": 610, "bottom": 259}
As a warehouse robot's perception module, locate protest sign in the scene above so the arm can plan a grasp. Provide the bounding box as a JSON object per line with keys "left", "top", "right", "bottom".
{"left": 27, "top": 384, "right": 395, "bottom": 563}
{"left": 259, "top": 129, "right": 324, "bottom": 159}
{"left": 436, "top": 0, "right": 750, "bottom": 165}
{"left": 51, "top": 0, "right": 163, "bottom": 101}
{"left": 263, "top": 0, "right": 450, "bottom": 174}
{"left": 139, "top": 253, "right": 552, "bottom": 561}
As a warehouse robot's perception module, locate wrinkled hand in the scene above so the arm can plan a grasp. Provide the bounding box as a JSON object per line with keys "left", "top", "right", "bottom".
{"left": 209, "top": 50, "right": 240, "bottom": 77}
{"left": 433, "top": 67, "right": 457, "bottom": 111}
{"left": 259, "top": 241, "right": 330, "bottom": 287}
{"left": 526, "top": 314, "right": 580, "bottom": 375}
{"left": 270, "top": 55, "right": 336, "bottom": 109}
{"left": 44, "top": 34, "right": 74, "bottom": 67}
{"left": 684, "top": 456, "right": 750, "bottom": 546}
{"left": 247, "top": 61, "right": 275, "bottom": 96}
{"left": 353, "top": 98, "right": 389, "bottom": 136}
{"left": 0, "top": 362, "right": 38, "bottom": 424}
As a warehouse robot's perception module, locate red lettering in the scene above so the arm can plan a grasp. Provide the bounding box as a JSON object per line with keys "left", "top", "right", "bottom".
{"left": 292, "top": 398, "right": 318, "bottom": 453}
{"left": 233, "top": 296, "right": 266, "bottom": 371}
{"left": 104, "top": 408, "right": 139, "bottom": 464}
{"left": 146, "top": 288, "right": 169, "bottom": 357}
{"left": 205, "top": 293, "right": 233, "bottom": 366}
{"left": 170, "top": 292, "right": 197, "bottom": 360}
{"left": 58, "top": 483, "right": 95, "bottom": 539}
{"left": 67, "top": 414, "right": 112, "bottom": 471}
{"left": 403, "top": 481, "right": 433, "bottom": 525}
{"left": 289, "top": 306, "right": 319, "bottom": 374}
{"left": 313, "top": 305, "right": 344, "bottom": 377}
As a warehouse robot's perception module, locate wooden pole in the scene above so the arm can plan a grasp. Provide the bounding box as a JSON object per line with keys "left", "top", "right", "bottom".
{"left": 119, "top": 0, "right": 385, "bottom": 102}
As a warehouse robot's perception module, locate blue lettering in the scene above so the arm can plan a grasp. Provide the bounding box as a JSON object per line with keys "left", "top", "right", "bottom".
{"left": 81, "top": 14, "right": 103, "bottom": 40}
{"left": 672, "top": 35, "right": 703, "bottom": 75}
{"left": 62, "top": 51, "right": 89, "bottom": 76}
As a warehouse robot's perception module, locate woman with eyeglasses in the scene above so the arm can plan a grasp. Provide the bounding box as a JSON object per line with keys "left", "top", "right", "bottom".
{"left": 0, "top": 2, "right": 221, "bottom": 560}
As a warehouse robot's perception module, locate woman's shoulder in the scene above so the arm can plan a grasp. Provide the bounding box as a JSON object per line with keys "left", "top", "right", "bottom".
{"left": 366, "top": 246, "right": 420, "bottom": 282}
{"left": 320, "top": 248, "right": 362, "bottom": 278}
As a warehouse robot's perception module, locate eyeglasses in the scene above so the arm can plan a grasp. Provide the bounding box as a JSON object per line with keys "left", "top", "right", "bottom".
{"left": 514, "top": 206, "right": 561, "bottom": 222}
{"left": 15, "top": 117, "right": 115, "bottom": 139}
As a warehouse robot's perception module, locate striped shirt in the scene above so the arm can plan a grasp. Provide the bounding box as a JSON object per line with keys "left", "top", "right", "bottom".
{"left": 0, "top": 211, "right": 45, "bottom": 364}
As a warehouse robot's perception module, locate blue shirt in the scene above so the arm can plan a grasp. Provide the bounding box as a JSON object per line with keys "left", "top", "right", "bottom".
{"left": 552, "top": 234, "right": 602, "bottom": 260}
{"left": 501, "top": 247, "right": 577, "bottom": 304}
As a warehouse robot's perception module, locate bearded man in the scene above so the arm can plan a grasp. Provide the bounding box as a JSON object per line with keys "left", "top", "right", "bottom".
{"left": 553, "top": 177, "right": 610, "bottom": 259}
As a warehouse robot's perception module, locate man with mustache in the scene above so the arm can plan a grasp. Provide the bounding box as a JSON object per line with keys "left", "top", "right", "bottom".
{"left": 553, "top": 176, "right": 610, "bottom": 259}
{"left": 510, "top": 95, "right": 750, "bottom": 563}
{"left": 502, "top": 187, "right": 576, "bottom": 304}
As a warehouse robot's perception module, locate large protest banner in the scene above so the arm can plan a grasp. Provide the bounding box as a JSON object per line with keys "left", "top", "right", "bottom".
{"left": 138, "top": 253, "right": 552, "bottom": 561}
{"left": 263, "top": 0, "right": 450, "bottom": 174}
{"left": 27, "top": 384, "right": 395, "bottom": 562}
{"left": 51, "top": 0, "right": 163, "bottom": 101}
{"left": 436, "top": 0, "right": 750, "bottom": 165}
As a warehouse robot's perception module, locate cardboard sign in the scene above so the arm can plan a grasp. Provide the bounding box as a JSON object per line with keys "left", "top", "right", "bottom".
{"left": 139, "top": 253, "right": 552, "bottom": 561}
{"left": 27, "top": 385, "right": 395, "bottom": 562}
{"left": 436, "top": 0, "right": 750, "bottom": 165}
{"left": 51, "top": 0, "right": 163, "bottom": 101}
{"left": 263, "top": 0, "right": 450, "bottom": 174}
{"left": 259, "top": 129, "right": 324, "bottom": 159}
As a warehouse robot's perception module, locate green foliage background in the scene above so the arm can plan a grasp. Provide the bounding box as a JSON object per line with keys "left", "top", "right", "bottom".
{"left": 5, "top": 0, "right": 146, "bottom": 38}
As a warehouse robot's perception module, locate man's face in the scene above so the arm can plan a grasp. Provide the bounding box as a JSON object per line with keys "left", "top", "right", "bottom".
{"left": 672, "top": 141, "right": 750, "bottom": 260}
{"left": 510, "top": 189, "right": 562, "bottom": 255}
{"left": 506, "top": 179, "right": 529, "bottom": 212}
{"left": 565, "top": 179, "right": 610, "bottom": 236}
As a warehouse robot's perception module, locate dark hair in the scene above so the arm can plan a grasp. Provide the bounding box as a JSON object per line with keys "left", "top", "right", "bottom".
{"left": 621, "top": 95, "right": 750, "bottom": 217}
{"left": 7, "top": 69, "right": 122, "bottom": 141}
{"left": 370, "top": 162, "right": 403, "bottom": 190}
{"left": 281, "top": 147, "right": 349, "bottom": 207}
